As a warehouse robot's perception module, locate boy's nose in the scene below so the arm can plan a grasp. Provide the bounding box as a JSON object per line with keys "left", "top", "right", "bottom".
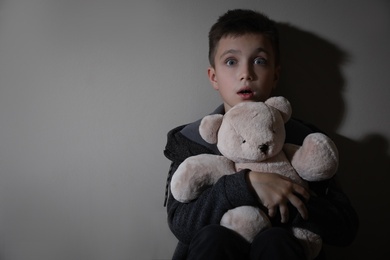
{"left": 240, "top": 64, "right": 254, "bottom": 81}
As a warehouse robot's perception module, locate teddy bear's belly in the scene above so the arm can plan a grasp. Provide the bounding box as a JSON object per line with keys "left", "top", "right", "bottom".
{"left": 235, "top": 153, "right": 308, "bottom": 189}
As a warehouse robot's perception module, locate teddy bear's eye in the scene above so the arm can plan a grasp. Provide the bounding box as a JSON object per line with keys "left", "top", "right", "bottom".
{"left": 242, "top": 140, "right": 246, "bottom": 144}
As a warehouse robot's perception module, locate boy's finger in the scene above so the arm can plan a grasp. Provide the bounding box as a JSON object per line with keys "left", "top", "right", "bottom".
{"left": 268, "top": 206, "right": 276, "bottom": 218}
{"left": 289, "top": 194, "right": 308, "bottom": 220}
{"left": 294, "top": 184, "right": 310, "bottom": 202}
{"left": 279, "top": 204, "right": 289, "bottom": 223}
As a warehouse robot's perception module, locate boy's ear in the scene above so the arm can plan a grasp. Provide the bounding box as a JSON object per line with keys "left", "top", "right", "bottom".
{"left": 273, "top": 66, "right": 281, "bottom": 89}
{"left": 207, "top": 66, "right": 218, "bottom": 90}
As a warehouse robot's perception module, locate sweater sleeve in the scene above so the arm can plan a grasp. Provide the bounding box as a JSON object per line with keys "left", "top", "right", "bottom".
{"left": 167, "top": 163, "right": 259, "bottom": 244}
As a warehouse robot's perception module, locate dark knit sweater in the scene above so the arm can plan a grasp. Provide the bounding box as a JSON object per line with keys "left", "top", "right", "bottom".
{"left": 164, "top": 105, "right": 358, "bottom": 259}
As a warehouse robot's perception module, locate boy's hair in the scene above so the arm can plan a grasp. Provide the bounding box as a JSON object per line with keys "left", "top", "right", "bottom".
{"left": 208, "top": 9, "right": 280, "bottom": 68}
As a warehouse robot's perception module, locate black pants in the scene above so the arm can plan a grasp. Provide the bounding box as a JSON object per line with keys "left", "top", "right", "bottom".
{"left": 187, "top": 225, "right": 306, "bottom": 260}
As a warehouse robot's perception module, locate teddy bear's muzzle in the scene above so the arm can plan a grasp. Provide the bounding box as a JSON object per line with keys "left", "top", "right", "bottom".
{"left": 259, "top": 144, "right": 269, "bottom": 154}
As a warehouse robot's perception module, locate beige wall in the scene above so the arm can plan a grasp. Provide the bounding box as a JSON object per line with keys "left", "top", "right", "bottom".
{"left": 0, "top": 0, "right": 388, "bottom": 259}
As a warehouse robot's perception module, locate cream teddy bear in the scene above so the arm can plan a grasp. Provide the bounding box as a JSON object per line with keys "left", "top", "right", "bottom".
{"left": 170, "top": 97, "right": 339, "bottom": 259}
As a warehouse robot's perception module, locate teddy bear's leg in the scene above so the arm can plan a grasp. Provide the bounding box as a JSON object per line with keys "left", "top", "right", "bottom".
{"left": 290, "top": 133, "right": 339, "bottom": 181}
{"left": 292, "top": 227, "right": 322, "bottom": 260}
{"left": 170, "top": 154, "right": 236, "bottom": 203}
{"left": 220, "top": 206, "right": 271, "bottom": 243}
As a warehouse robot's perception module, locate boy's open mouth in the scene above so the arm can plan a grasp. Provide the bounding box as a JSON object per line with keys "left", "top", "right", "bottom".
{"left": 238, "top": 89, "right": 253, "bottom": 94}
{"left": 237, "top": 88, "right": 254, "bottom": 99}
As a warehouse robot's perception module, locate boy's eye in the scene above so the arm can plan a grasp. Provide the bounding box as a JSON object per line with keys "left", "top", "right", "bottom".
{"left": 254, "top": 57, "right": 267, "bottom": 65}
{"left": 225, "top": 59, "right": 237, "bottom": 66}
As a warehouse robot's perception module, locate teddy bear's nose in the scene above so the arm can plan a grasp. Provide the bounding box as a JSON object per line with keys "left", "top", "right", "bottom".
{"left": 259, "top": 144, "right": 269, "bottom": 154}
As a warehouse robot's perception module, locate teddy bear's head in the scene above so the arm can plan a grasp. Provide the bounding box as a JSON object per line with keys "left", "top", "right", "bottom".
{"left": 200, "top": 97, "right": 292, "bottom": 163}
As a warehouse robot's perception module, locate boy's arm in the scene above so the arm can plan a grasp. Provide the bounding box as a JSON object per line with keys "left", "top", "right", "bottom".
{"left": 167, "top": 162, "right": 258, "bottom": 244}
{"left": 293, "top": 178, "right": 359, "bottom": 246}
{"left": 247, "top": 170, "right": 310, "bottom": 224}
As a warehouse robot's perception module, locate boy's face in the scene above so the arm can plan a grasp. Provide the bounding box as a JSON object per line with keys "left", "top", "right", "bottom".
{"left": 208, "top": 33, "right": 280, "bottom": 112}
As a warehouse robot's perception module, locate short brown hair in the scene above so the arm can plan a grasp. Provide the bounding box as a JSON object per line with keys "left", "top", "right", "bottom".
{"left": 208, "top": 9, "right": 280, "bottom": 67}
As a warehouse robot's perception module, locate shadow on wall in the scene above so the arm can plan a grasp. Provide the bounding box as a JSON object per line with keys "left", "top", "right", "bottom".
{"left": 275, "top": 23, "right": 390, "bottom": 260}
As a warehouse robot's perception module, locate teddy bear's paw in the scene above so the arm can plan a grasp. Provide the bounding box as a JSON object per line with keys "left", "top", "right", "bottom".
{"left": 170, "top": 154, "right": 235, "bottom": 203}
{"left": 292, "top": 227, "right": 322, "bottom": 260}
{"left": 292, "top": 133, "right": 339, "bottom": 181}
{"left": 221, "top": 206, "right": 271, "bottom": 242}
{"left": 170, "top": 158, "right": 205, "bottom": 202}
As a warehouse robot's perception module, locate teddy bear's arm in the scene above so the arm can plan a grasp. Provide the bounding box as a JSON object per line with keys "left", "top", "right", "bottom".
{"left": 170, "top": 154, "right": 236, "bottom": 203}
{"left": 285, "top": 133, "right": 339, "bottom": 181}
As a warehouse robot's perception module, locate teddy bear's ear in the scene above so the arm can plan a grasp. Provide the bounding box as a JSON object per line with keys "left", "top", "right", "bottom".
{"left": 199, "top": 114, "right": 223, "bottom": 144}
{"left": 265, "top": 96, "right": 292, "bottom": 123}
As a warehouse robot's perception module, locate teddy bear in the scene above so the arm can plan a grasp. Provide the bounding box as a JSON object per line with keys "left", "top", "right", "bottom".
{"left": 170, "top": 96, "right": 339, "bottom": 260}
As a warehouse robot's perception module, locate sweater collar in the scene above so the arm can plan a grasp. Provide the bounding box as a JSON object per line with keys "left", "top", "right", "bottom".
{"left": 179, "top": 104, "right": 224, "bottom": 155}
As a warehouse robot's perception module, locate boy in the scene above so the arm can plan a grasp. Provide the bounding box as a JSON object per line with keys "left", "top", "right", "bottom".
{"left": 164, "top": 9, "right": 358, "bottom": 260}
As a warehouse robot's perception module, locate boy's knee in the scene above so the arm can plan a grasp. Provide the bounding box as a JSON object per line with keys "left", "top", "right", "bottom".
{"left": 192, "top": 225, "right": 236, "bottom": 245}
{"left": 251, "top": 227, "right": 306, "bottom": 260}
{"left": 188, "top": 225, "right": 250, "bottom": 259}
{"left": 190, "top": 225, "right": 248, "bottom": 250}
{"left": 255, "top": 227, "right": 294, "bottom": 242}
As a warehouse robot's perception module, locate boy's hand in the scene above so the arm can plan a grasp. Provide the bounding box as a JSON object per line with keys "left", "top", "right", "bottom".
{"left": 247, "top": 171, "right": 310, "bottom": 223}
